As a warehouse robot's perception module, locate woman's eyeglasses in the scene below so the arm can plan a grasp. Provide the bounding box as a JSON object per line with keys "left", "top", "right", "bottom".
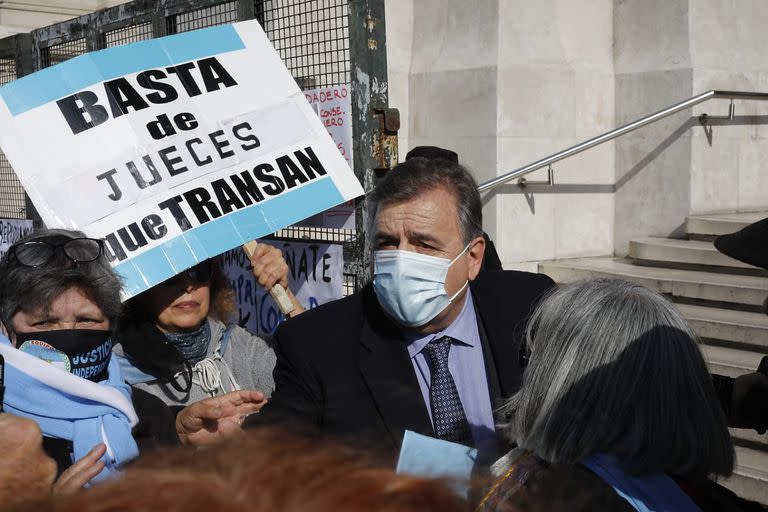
{"left": 160, "top": 261, "right": 213, "bottom": 286}
{"left": 8, "top": 238, "right": 104, "bottom": 267}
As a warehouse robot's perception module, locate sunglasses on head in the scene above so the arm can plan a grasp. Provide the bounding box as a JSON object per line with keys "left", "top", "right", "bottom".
{"left": 161, "top": 261, "right": 213, "bottom": 286}
{"left": 8, "top": 237, "right": 104, "bottom": 267}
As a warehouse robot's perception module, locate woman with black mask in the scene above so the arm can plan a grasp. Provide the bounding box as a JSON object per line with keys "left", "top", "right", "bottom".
{"left": 0, "top": 229, "right": 178, "bottom": 494}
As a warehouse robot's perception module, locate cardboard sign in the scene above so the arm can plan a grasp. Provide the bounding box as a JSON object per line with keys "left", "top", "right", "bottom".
{"left": 0, "top": 218, "right": 33, "bottom": 259}
{"left": 301, "top": 84, "right": 355, "bottom": 230}
{"left": 0, "top": 21, "right": 363, "bottom": 298}
{"left": 221, "top": 240, "right": 343, "bottom": 336}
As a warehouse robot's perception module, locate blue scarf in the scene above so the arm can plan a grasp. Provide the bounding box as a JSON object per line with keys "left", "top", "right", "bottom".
{"left": 0, "top": 336, "right": 139, "bottom": 483}
{"left": 582, "top": 454, "right": 702, "bottom": 512}
{"left": 163, "top": 320, "right": 211, "bottom": 364}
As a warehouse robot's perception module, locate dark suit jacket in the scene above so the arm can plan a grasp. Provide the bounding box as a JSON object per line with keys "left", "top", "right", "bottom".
{"left": 254, "top": 270, "right": 555, "bottom": 453}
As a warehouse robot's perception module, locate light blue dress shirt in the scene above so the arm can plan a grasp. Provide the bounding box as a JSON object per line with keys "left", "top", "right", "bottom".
{"left": 406, "top": 292, "right": 497, "bottom": 456}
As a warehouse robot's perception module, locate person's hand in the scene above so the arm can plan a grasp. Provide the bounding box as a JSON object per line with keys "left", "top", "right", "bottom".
{"left": 248, "top": 243, "right": 305, "bottom": 317}
{"left": 0, "top": 413, "right": 57, "bottom": 506}
{"left": 249, "top": 243, "right": 290, "bottom": 291}
{"left": 176, "top": 390, "right": 267, "bottom": 446}
{"left": 52, "top": 443, "right": 106, "bottom": 496}
{"left": 730, "top": 371, "right": 768, "bottom": 433}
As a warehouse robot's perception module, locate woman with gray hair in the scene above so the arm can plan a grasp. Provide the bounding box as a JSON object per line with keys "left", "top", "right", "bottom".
{"left": 0, "top": 228, "right": 178, "bottom": 494}
{"left": 479, "top": 279, "right": 763, "bottom": 512}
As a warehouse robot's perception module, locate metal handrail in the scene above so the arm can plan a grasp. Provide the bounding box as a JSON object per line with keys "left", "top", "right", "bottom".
{"left": 477, "top": 90, "right": 768, "bottom": 193}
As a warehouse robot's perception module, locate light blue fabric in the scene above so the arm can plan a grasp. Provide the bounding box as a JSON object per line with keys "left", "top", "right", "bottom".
{"left": 1, "top": 336, "right": 139, "bottom": 482}
{"left": 582, "top": 454, "right": 702, "bottom": 512}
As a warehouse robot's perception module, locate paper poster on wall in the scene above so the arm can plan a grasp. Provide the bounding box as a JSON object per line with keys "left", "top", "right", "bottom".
{"left": 221, "top": 240, "right": 343, "bottom": 337}
{"left": 0, "top": 218, "right": 33, "bottom": 259}
{"left": 0, "top": 20, "right": 363, "bottom": 299}
{"left": 301, "top": 84, "right": 355, "bottom": 230}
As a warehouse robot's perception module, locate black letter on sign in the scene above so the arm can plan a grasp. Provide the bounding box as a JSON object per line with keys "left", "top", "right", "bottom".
{"left": 126, "top": 156, "right": 162, "bottom": 189}
{"left": 104, "top": 78, "right": 150, "bottom": 118}
{"left": 230, "top": 170, "right": 265, "bottom": 205}
{"left": 56, "top": 91, "right": 108, "bottom": 135}
{"left": 185, "top": 138, "right": 213, "bottom": 166}
{"left": 294, "top": 146, "right": 328, "bottom": 179}
{"left": 158, "top": 146, "right": 188, "bottom": 177}
{"left": 211, "top": 179, "right": 244, "bottom": 214}
{"left": 136, "top": 69, "right": 178, "bottom": 104}
{"left": 276, "top": 154, "right": 309, "bottom": 189}
{"left": 146, "top": 114, "right": 177, "bottom": 140}
{"left": 158, "top": 196, "right": 193, "bottom": 232}
{"left": 183, "top": 188, "right": 222, "bottom": 224}
{"left": 198, "top": 57, "right": 238, "bottom": 92}
{"left": 96, "top": 169, "right": 122, "bottom": 201}
{"left": 252, "top": 163, "right": 285, "bottom": 196}
{"left": 232, "top": 122, "right": 260, "bottom": 151}
{"left": 141, "top": 214, "right": 167, "bottom": 240}
{"left": 118, "top": 223, "right": 148, "bottom": 252}
{"left": 174, "top": 112, "right": 198, "bottom": 131}
{"left": 103, "top": 233, "right": 127, "bottom": 262}
{"left": 209, "top": 130, "right": 235, "bottom": 159}
{"left": 166, "top": 63, "right": 202, "bottom": 97}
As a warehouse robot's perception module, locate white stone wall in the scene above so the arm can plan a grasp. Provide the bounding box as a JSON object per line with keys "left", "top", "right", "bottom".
{"left": 386, "top": 0, "right": 768, "bottom": 263}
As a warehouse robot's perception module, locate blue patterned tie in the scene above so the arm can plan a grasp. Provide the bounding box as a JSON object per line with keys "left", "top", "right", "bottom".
{"left": 425, "top": 336, "right": 473, "bottom": 446}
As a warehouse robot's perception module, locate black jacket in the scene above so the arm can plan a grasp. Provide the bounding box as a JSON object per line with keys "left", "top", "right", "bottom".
{"left": 253, "top": 270, "right": 555, "bottom": 453}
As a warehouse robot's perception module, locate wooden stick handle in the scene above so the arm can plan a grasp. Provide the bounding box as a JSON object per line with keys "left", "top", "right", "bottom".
{"left": 242, "top": 241, "right": 296, "bottom": 315}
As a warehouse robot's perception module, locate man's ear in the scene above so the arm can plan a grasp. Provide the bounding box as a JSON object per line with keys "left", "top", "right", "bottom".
{"left": 467, "top": 235, "right": 486, "bottom": 281}
{"left": 0, "top": 321, "right": 14, "bottom": 346}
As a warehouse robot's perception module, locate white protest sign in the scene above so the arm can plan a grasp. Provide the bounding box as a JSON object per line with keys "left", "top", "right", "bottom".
{"left": 0, "top": 218, "right": 33, "bottom": 259}
{"left": 301, "top": 84, "right": 355, "bottom": 230}
{"left": 221, "top": 240, "right": 343, "bottom": 336}
{"left": 0, "top": 20, "right": 363, "bottom": 298}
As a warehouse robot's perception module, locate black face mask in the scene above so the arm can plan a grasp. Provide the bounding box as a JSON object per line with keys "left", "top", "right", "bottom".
{"left": 15, "top": 329, "right": 112, "bottom": 382}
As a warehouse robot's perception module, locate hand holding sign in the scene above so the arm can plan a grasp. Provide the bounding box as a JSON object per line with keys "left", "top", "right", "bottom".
{"left": 243, "top": 240, "right": 301, "bottom": 317}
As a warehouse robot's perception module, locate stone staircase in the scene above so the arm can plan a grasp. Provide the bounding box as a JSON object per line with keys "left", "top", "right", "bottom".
{"left": 539, "top": 212, "right": 768, "bottom": 504}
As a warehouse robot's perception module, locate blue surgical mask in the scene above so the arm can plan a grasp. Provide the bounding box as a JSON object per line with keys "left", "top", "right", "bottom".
{"left": 373, "top": 245, "right": 470, "bottom": 327}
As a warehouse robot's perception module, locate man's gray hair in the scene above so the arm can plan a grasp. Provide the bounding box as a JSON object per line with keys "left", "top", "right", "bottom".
{"left": 0, "top": 229, "right": 123, "bottom": 337}
{"left": 366, "top": 157, "right": 483, "bottom": 245}
{"left": 505, "top": 278, "right": 734, "bottom": 477}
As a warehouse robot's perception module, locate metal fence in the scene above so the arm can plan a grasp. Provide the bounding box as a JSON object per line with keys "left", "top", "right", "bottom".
{"left": 0, "top": 0, "right": 398, "bottom": 293}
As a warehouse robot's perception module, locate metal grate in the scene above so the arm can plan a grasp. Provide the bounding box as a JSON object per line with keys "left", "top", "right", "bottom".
{"left": 105, "top": 22, "right": 153, "bottom": 48}
{"left": 0, "top": 57, "right": 15, "bottom": 84}
{"left": 0, "top": 56, "right": 24, "bottom": 219}
{"left": 258, "top": 0, "right": 350, "bottom": 89}
{"left": 257, "top": 0, "right": 355, "bottom": 293}
{"left": 40, "top": 38, "right": 87, "bottom": 68}
{"left": 171, "top": 1, "right": 240, "bottom": 33}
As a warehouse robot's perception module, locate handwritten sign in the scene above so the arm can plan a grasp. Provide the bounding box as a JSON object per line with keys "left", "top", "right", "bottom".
{"left": 301, "top": 84, "right": 354, "bottom": 230}
{"left": 0, "top": 21, "right": 363, "bottom": 298}
{"left": 0, "top": 218, "right": 33, "bottom": 259}
{"left": 221, "top": 240, "right": 343, "bottom": 336}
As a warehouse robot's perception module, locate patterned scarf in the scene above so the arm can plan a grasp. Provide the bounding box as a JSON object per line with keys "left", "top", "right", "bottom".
{"left": 163, "top": 320, "right": 211, "bottom": 364}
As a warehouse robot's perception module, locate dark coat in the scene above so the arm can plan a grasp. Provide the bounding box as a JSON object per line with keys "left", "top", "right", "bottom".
{"left": 254, "top": 270, "right": 555, "bottom": 453}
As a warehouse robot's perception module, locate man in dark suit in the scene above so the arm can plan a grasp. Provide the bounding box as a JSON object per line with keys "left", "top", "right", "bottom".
{"left": 254, "top": 157, "right": 554, "bottom": 460}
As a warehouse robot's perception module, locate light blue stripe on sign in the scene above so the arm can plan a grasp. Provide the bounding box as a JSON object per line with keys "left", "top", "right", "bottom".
{"left": 114, "top": 177, "right": 345, "bottom": 298}
{"left": 0, "top": 24, "right": 246, "bottom": 116}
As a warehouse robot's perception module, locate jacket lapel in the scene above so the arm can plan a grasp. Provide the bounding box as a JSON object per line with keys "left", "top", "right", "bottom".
{"left": 357, "top": 285, "right": 433, "bottom": 447}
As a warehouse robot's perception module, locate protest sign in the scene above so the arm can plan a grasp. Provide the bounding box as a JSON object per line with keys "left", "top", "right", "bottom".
{"left": 300, "top": 84, "right": 354, "bottom": 230}
{"left": 0, "top": 218, "right": 33, "bottom": 259}
{"left": 0, "top": 20, "right": 363, "bottom": 298}
{"left": 221, "top": 240, "right": 342, "bottom": 336}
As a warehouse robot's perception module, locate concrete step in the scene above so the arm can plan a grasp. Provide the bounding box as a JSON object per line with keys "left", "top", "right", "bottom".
{"left": 678, "top": 304, "right": 768, "bottom": 351}
{"left": 687, "top": 212, "right": 767, "bottom": 238}
{"left": 721, "top": 445, "right": 768, "bottom": 505}
{"left": 539, "top": 258, "right": 768, "bottom": 308}
{"left": 700, "top": 344, "right": 765, "bottom": 378}
{"left": 731, "top": 427, "right": 768, "bottom": 451}
{"left": 630, "top": 237, "right": 760, "bottom": 271}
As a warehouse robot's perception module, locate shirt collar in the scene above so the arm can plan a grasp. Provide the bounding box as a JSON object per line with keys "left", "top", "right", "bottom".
{"left": 406, "top": 290, "right": 476, "bottom": 359}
